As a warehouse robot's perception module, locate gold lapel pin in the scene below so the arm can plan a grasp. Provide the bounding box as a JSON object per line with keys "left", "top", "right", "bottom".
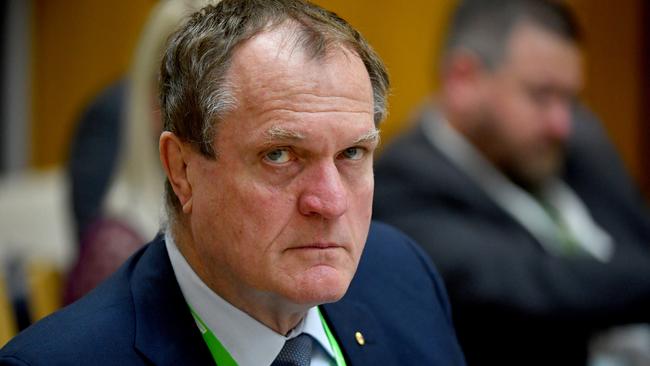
{"left": 354, "top": 331, "right": 365, "bottom": 346}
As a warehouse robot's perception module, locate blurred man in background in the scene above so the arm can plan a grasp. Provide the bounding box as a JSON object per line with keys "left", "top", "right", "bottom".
{"left": 374, "top": 0, "right": 650, "bottom": 365}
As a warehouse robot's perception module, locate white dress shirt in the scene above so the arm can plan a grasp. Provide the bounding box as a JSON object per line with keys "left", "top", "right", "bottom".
{"left": 165, "top": 231, "right": 336, "bottom": 366}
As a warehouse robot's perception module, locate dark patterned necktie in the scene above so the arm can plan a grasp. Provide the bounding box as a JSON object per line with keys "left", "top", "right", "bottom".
{"left": 271, "top": 333, "right": 313, "bottom": 366}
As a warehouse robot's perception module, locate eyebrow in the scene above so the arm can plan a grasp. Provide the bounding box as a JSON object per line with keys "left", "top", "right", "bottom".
{"left": 265, "top": 126, "right": 305, "bottom": 141}
{"left": 353, "top": 128, "right": 380, "bottom": 145}
{"left": 264, "top": 125, "right": 380, "bottom": 145}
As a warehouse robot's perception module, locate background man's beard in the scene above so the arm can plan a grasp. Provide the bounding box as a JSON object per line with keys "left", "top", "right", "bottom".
{"left": 501, "top": 144, "right": 566, "bottom": 193}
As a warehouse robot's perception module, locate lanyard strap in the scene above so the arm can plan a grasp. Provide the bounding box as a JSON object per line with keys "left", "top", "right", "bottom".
{"left": 317, "top": 307, "right": 347, "bottom": 366}
{"left": 189, "top": 305, "right": 347, "bottom": 366}
{"left": 189, "top": 306, "right": 237, "bottom": 366}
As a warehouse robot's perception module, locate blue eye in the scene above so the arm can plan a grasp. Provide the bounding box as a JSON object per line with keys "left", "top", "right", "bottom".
{"left": 265, "top": 148, "right": 291, "bottom": 164}
{"left": 341, "top": 147, "right": 364, "bottom": 160}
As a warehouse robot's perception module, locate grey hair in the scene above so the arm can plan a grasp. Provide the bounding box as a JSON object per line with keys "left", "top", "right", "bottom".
{"left": 159, "top": 0, "right": 390, "bottom": 217}
{"left": 444, "top": 0, "right": 580, "bottom": 70}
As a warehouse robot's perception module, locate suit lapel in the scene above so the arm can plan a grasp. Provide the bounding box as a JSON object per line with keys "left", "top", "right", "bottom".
{"left": 321, "top": 298, "right": 398, "bottom": 365}
{"left": 130, "top": 237, "right": 214, "bottom": 365}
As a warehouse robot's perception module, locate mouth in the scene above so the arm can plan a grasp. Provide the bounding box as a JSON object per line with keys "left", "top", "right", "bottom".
{"left": 285, "top": 242, "right": 352, "bottom": 269}
{"left": 289, "top": 243, "right": 344, "bottom": 250}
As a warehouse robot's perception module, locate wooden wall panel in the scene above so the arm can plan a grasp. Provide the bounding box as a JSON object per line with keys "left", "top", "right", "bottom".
{"left": 31, "top": 0, "right": 156, "bottom": 168}
{"left": 567, "top": 0, "right": 644, "bottom": 183}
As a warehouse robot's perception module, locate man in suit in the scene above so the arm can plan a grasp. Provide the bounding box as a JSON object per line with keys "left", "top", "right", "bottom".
{"left": 374, "top": 0, "right": 650, "bottom": 365}
{"left": 0, "top": 1, "right": 465, "bottom": 365}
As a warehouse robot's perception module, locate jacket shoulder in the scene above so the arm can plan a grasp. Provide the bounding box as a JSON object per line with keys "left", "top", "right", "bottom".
{"left": 0, "top": 244, "right": 149, "bottom": 365}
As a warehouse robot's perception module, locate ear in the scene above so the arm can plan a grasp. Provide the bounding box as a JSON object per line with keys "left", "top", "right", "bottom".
{"left": 441, "top": 51, "right": 488, "bottom": 109}
{"left": 159, "top": 131, "right": 193, "bottom": 214}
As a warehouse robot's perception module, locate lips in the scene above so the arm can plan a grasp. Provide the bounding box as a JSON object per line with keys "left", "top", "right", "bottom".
{"left": 289, "top": 242, "right": 344, "bottom": 250}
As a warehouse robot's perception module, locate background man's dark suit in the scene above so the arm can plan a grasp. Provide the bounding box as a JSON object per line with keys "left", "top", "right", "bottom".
{"left": 0, "top": 222, "right": 465, "bottom": 365}
{"left": 373, "top": 109, "right": 650, "bottom": 365}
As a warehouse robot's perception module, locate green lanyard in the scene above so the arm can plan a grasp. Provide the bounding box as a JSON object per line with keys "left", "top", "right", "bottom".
{"left": 189, "top": 305, "right": 347, "bottom": 366}
{"left": 317, "top": 307, "right": 347, "bottom": 366}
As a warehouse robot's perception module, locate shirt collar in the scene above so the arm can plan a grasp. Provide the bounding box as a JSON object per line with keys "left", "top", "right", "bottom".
{"left": 164, "top": 230, "right": 335, "bottom": 366}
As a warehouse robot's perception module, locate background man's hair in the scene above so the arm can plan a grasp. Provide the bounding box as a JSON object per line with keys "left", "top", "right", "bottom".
{"left": 159, "top": 0, "right": 389, "bottom": 219}
{"left": 444, "top": 0, "right": 581, "bottom": 70}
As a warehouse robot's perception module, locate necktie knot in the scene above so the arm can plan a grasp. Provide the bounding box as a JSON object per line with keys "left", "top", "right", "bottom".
{"left": 271, "top": 333, "right": 313, "bottom": 366}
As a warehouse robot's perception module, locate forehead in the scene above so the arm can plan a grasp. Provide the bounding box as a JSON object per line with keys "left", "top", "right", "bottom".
{"left": 501, "top": 22, "right": 582, "bottom": 86}
{"left": 226, "top": 26, "right": 374, "bottom": 113}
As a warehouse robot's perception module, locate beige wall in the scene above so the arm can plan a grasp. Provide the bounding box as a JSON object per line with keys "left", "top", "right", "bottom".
{"left": 30, "top": 0, "right": 646, "bottom": 185}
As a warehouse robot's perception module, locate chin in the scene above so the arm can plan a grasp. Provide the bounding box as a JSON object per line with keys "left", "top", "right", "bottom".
{"left": 510, "top": 154, "right": 563, "bottom": 191}
{"left": 284, "top": 266, "right": 353, "bottom": 306}
{"left": 527, "top": 164, "right": 561, "bottom": 188}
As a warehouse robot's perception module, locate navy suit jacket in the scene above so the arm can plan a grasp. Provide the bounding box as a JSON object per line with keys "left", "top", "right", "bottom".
{"left": 0, "top": 222, "right": 465, "bottom": 365}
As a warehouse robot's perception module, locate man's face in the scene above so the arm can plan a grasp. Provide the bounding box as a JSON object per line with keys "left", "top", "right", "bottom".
{"left": 184, "top": 30, "right": 377, "bottom": 310}
{"left": 476, "top": 23, "right": 582, "bottom": 189}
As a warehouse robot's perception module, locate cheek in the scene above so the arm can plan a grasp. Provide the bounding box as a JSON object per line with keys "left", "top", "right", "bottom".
{"left": 230, "top": 183, "right": 297, "bottom": 247}
{"left": 492, "top": 94, "right": 534, "bottom": 144}
{"left": 190, "top": 164, "right": 257, "bottom": 250}
{"left": 346, "top": 164, "right": 374, "bottom": 205}
{"left": 348, "top": 172, "right": 374, "bottom": 238}
{"left": 359, "top": 179, "right": 374, "bottom": 218}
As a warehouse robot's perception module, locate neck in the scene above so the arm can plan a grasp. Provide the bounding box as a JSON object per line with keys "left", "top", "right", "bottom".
{"left": 170, "top": 221, "right": 310, "bottom": 335}
{"left": 241, "top": 297, "right": 309, "bottom": 336}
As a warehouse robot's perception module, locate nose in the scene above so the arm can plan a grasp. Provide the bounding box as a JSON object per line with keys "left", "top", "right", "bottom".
{"left": 546, "top": 100, "right": 572, "bottom": 141}
{"left": 298, "top": 160, "right": 349, "bottom": 220}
